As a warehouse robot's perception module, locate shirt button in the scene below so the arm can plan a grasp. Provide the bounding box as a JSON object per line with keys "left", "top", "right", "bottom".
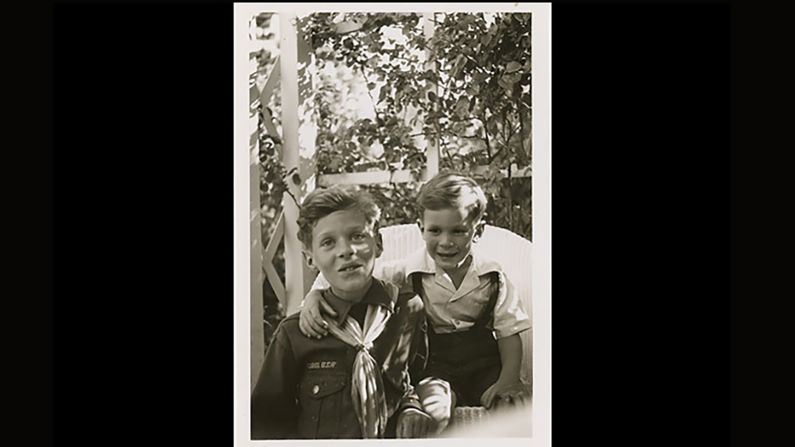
{"left": 312, "top": 385, "right": 320, "bottom": 395}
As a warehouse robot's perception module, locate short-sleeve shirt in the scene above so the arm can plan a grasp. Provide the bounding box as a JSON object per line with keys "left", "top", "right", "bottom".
{"left": 310, "top": 249, "right": 531, "bottom": 339}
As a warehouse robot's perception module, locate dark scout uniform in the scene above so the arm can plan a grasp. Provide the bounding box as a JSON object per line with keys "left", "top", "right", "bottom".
{"left": 251, "top": 278, "right": 425, "bottom": 439}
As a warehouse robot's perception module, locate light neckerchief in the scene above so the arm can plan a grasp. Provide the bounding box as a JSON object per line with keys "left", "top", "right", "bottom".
{"left": 325, "top": 302, "right": 392, "bottom": 438}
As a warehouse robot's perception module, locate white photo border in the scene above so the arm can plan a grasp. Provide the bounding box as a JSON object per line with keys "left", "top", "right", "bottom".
{"left": 234, "top": 3, "right": 551, "bottom": 445}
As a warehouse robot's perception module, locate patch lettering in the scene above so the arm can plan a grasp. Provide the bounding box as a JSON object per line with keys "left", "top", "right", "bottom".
{"left": 306, "top": 361, "right": 337, "bottom": 370}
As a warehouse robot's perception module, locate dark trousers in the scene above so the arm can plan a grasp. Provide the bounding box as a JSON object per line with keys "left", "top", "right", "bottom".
{"left": 424, "top": 326, "right": 502, "bottom": 406}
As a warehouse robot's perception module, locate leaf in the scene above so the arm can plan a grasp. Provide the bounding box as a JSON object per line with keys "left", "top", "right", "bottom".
{"left": 506, "top": 61, "right": 522, "bottom": 74}
{"left": 367, "top": 55, "right": 379, "bottom": 68}
{"left": 367, "top": 82, "right": 376, "bottom": 90}
{"left": 466, "top": 83, "right": 481, "bottom": 96}
{"left": 454, "top": 97, "right": 470, "bottom": 119}
{"left": 450, "top": 54, "right": 466, "bottom": 79}
{"left": 482, "top": 28, "right": 495, "bottom": 48}
{"left": 427, "top": 91, "right": 437, "bottom": 102}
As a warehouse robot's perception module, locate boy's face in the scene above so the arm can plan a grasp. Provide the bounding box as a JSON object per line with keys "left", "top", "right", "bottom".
{"left": 304, "top": 210, "right": 380, "bottom": 299}
{"left": 420, "top": 207, "right": 479, "bottom": 272}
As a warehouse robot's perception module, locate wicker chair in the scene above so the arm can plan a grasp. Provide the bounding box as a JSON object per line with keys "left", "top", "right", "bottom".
{"left": 376, "top": 224, "right": 533, "bottom": 430}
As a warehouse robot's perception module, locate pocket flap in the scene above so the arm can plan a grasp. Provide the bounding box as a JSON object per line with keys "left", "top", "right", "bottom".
{"left": 303, "top": 375, "right": 347, "bottom": 399}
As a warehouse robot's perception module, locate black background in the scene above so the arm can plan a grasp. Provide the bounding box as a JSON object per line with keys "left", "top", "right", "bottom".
{"left": 31, "top": 2, "right": 750, "bottom": 445}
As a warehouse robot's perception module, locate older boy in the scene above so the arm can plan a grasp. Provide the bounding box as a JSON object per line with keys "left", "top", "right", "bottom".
{"left": 251, "top": 185, "right": 433, "bottom": 439}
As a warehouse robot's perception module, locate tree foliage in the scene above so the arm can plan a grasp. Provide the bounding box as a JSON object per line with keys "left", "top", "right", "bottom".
{"left": 297, "top": 12, "right": 532, "bottom": 237}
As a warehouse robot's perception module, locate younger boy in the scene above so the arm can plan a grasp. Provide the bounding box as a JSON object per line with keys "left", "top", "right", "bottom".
{"left": 251, "top": 185, "right": 433, "bottom": 439}
{"left": 299, "top": 172, "right": 531, "bottom": 431}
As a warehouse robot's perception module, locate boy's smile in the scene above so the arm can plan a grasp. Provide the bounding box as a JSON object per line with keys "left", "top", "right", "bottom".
{"left": 306, "top": 210, "right": 379, "bottom": 302}
{"left": 420, "top": 207, "right": 478, "bottom": 274}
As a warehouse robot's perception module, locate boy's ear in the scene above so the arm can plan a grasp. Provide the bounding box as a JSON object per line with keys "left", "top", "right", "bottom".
{"left": 416, "top": 219, "right": 424, "bottom": 232}
{"left": 375, "top": 231, "right": 383, "bottom": 258}
{"left": 302, "top": 250, "right": 317, "bottom": 270}
{"left": 473, "top": 220, "right": 486, "bottom": 242}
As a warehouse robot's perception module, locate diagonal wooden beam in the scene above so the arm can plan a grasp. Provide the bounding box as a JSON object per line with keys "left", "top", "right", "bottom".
{"left": 262, "top": 212, "right": 286, "bottom": 307}
{"left": 259, "top": 56, "right": 281, "bottom": 110}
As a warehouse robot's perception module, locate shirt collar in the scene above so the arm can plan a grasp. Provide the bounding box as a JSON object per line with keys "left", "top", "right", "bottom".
{"left": 404, "top": 246, "right": 503, "bottom": 277}
{"left": 321, "top": 278, "right": 397, "bottom": 325}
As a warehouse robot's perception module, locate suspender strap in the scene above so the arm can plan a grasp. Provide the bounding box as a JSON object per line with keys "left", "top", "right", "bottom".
{"left": 408, "top": 273, "right": 429, "bottom": 380}
{"left": 473, "top": 271, "right": 500, "bottom": 329}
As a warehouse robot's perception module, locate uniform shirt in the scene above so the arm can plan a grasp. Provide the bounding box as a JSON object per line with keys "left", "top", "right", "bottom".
{"left": 312, "top": 248, "right": 531, "bottom": 340}
{"left": 251, "top": 278, "right": 424, "bottom": 439}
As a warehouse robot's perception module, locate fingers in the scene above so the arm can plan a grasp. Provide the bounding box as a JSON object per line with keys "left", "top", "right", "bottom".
{"left": 407, "top": 417, "right": 418, "bottom": 438}
{"left": 299, "top": 311, "right": 325, "bottom": 339}
{"left": 397, "top": 414, "right": 411, "bottom": 438}
{"left": 319, "top": 297, "right": 338, "bottom": 317}
{"left": 298, "top": 313, "right": 315, "bottom": 338}
{"left": 513, "top": 391, "right": 527, "bottom": 407}
{"left": 308, "top": 307, "right": 329, "bottom": 337}
{"left": 481, "top": 386, "right": 495, "bottom": 409}
{"left": 416, "top": 415, "right": 430, "bottom": 438}
{"left": 412, "top": 414, "right": 431, "bottom": 438}
{"left": 309, "top": 319, "right": 327, "bottom": 338}
{"left": 298, "top": 315, "right": 309, "bottom": 337}
{"left": 398, "top": 412, "right": 432, "bottom": 438}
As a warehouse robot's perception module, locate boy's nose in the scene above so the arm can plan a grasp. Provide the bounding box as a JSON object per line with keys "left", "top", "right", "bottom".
{"left": 337, "top": 242, "right": 354, "bottom": 257}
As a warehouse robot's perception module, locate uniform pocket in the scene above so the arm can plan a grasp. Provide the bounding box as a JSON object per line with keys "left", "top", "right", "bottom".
{"left": 297, "top": 373, "right": 348, "bottom": 438}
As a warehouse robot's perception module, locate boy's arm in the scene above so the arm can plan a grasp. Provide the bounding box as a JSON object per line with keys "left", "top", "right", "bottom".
{"left": 496, "top": 333, "right": 523, "bottom": 384}
{"left": 481, "top": 272, "right": 531, "bottom": 408}
{"left": 479, "top": 333, "right": 526, "bottom": 409}
{"left": 299, "top": 273, "right": 338, "bottom": 338}
{"left": 251, "top": 326, "right": 299, "bottom": 439}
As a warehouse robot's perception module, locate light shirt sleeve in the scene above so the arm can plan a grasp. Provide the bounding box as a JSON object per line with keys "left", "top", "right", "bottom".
{"left": 492, "top": 271, "right": 532, "bottom": 339}
{"left": 377, "top": 259, "right": 410, "bottom": 293}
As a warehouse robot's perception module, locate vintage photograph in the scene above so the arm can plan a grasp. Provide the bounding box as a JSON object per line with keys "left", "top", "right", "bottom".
{"left": 234, "top": 3, "right": 550, "bottom": 443}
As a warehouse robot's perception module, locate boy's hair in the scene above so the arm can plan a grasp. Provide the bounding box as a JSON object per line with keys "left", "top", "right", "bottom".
{"left": 417, "top": 171, "right": 488, "bottom": 224}
{"left": 296, "top": 185, "right": 382, "bottom": 249}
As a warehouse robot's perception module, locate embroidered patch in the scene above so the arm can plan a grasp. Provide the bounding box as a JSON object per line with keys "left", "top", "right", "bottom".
{"left": 306, "top": 361, "right": 337, "bottom": 370}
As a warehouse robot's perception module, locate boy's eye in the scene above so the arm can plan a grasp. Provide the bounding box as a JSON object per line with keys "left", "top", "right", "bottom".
{"left": 320, "top": 239, "right": 334, "bottom": 248}
{"left": 454, "top": 229, "right": 467, "bottom": 234}
{"left": 427, "top": 228, "right": 441, "bottom": 234}
{"left": 351, "top": 232, "right": 366, "bottom": 242}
